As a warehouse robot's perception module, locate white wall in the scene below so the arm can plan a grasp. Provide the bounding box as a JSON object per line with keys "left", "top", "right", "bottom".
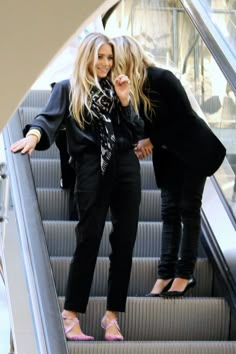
{"left": 0, "top": 0, "right": 118, "bottom": 131}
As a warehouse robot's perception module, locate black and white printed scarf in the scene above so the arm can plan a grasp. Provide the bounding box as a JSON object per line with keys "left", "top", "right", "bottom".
{"left": 90, "top": 79, "right": 116, "bottom": 175}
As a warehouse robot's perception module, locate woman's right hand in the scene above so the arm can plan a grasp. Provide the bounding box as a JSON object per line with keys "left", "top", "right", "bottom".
{"left": 113, "top": 74, "right": 130, "bottom": 107}
{"left": 10, "top": 135, "right": 38, "bottom": 155}
{"left": 135, "top": 138, "right": 153, "bottom": 159}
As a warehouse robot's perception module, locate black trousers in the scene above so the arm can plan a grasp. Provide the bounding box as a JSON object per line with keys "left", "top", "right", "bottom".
{"left": 153, "top": 151, "right": 206, "bottom": 279}
{"left": 64, "top": 149, "right": 141, "bottom": 313}
{"left": 159, "top": 172, "right": 206, "bottom": 279}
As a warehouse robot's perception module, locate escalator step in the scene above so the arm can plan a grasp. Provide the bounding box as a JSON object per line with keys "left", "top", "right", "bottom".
{"left": 37, "top": 189, "right": 162, "bottom": 221}
{"left": 58, "top": 296, "right": 230, "bottom": 341}
{"left": 44, "top": 221, "right": 162, "bottom": 257}
{"left": 31, "top": 158, "right": 157, "bottom": 190}
{"left": 67, "top": 341, "right": 236, "bottom": 354}
{"left": 51, "top": 257, "right": 212, "bottom": 297}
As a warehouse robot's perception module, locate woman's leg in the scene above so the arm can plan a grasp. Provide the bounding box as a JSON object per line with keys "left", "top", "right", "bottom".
{"left": 157, "top": 186, "right": 182, "bottom": 279}
{"left": 62, "top": 188, "right": 108, "bottom": 339}
{"left": 63, "top": 154, "right": 111, "bottom": 339}
{"left": 64, "top": 188, "right": 109, "bottom": 312}
{"left": 149, "top": 185, "right": 182, "bottom": 294}
{"left": 151, "top": 149, "right": 182, "bottom": 293}
{"left": 102, "top": 151, "right": 141, "bottom": 338}
{"left": 108, "top": 151, "right": 141, "bottom": 312}
{"left": 175, "top": 172, "right": 206, "bottom": 279}
{"left": 166, "top": 172, "right": 206, "bottom": 294}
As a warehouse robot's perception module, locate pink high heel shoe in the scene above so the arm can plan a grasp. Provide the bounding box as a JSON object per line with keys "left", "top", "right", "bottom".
{"left": 62, "top": 315, "right": 94, "bottom": 341}
{"left": 101, "top": 316, "right": 124, "bottom": 341}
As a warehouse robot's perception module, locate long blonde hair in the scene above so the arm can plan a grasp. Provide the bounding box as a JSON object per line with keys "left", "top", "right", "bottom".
{"left": 70, "top": 32, "right": 114, "bottom": 128}
{"left": 112, "top": 35, "right": 156, "bottom": 116}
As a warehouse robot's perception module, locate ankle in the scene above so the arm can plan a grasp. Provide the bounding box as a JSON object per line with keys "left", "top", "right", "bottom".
{"left": 101, "top": 312, "right": 124, "bottom": 341}
{"left": 62, "top": 310, "right": 78, "bottom": 320}
{"left": 101, "top": 312, "right": 120, "bottom": 332}
{"left": 151, "top": 278, "right": 172, "bottom": 293}
{"left": 104, "top": 311, "right": 118, "bottom": 321}
{"left": 169, "top": 277, "right": 189, "bottom": 291}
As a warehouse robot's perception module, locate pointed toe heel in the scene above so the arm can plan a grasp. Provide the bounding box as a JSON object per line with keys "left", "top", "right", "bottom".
{"left": 145, "top": 278, "right": 174, "bottom": 297}
{"left": 161, "top": 277, "right": 196, "bottom": 298}
{"left": 145, "top": 293, "right": 161, "bottom": 297}
{"left": 62, "top": 315, "right": 94, "bottom": 341}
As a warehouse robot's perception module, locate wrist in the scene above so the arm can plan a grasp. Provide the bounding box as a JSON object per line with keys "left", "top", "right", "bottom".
{"left": 26, "top": 129, "right": 41, "bottom": 143}
{"left": 120, "top": 97, "right": 130, "bottom": 107}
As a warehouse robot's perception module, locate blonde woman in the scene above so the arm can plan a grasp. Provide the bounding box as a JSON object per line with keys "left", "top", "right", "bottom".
{"left": 11, "top": 33, "right": 144, "bottom": 341}
{"left": 112, "top": 35, "right": 226, "bottom": 298}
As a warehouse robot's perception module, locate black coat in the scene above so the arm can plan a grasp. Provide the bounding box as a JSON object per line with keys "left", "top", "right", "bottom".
{"left": 140, "top": 66, "right": 226, "bottom": 186}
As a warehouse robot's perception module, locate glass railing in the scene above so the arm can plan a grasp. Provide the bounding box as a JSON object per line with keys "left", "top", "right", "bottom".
{"left": 105, "top": 0, "right": 236, "bottom": 222}
{"left": 199, "top": 0, "right": 236, "bottom": 60}
{"left": 179, "top": 0, "right": 236, "bottom": 221}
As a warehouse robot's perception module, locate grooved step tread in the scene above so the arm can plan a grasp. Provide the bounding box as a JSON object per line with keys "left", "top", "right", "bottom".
{"left": 31, "top": 158, "right": 157, "bottom": 190}
{"left": 37, "top": 188, "right": 161, "bottom": 221}
{"left": 58, "top": 296, "right": 229, "bottom": 341}
{"left": 67, "top": 341, "right": 236, "bottom": 354}
{"left": 44, "top": 220, "right": 163, "bottom": 257}
{"left": 51, "top": 257, "right": 212, "bottom": 297}
{"left": 43, "top": 220, "right": 205, "bottom": 258}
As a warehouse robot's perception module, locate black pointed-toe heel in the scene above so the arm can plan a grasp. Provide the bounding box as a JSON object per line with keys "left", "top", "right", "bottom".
{"left": 145, "top": 293, "right": 161, "bottom": 298}
{"left": 161, "top": 277, "right": 196, "bottom": 298}
{"left": 145, "top": 279, "right": 174, "bottom": 297}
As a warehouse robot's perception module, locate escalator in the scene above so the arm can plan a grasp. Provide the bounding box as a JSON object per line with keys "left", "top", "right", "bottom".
{"left": 3, "top": 90, "right": 235, "bottom": 354}
{"left": 1, "top": 0, "right": 236, "bottom": 353}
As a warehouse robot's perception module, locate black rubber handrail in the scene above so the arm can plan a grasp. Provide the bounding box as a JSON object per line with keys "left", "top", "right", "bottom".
{"left": 3, "top": 111, "right": 69, "bottom": 354}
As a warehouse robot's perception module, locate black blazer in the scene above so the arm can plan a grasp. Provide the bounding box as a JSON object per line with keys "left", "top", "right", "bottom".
{"left": 140, "top": 66, "right": 226, "bottom": 185}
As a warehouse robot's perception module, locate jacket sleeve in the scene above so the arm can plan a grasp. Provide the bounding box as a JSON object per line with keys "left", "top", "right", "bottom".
{"left": 23, "top": 80, "right": 70, "bottom": 150}
{"left": 118, "top": 103, "right": 145, "bottom": 142}
{"left": 154, "top": 69, "right": 226, "bottom": 176}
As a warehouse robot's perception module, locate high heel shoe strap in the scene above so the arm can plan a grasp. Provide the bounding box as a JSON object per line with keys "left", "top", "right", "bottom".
{"left": 101, "top": 317, "right": 120, "bottom": 331}
{"left": 62, "top": 316, "right": 79, "bottom": 334}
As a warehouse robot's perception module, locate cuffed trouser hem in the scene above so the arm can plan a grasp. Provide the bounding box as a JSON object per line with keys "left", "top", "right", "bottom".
{"left": 174, "top": 274, "right": 193, "bottom": 279}
{"left": 64, "top": 302, "right": 87, "bottom": 314}
{"left": 106, "top": 305, "right": 126, "bottom": 313}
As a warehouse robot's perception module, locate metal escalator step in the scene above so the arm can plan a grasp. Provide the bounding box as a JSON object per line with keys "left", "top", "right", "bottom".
{"left": 31, "top": 158, "right": 157, "bottom": 190}
{"left": 57, "top": 296, "right": 230, "bottom": 341}
{"left": 67, "top": 341, "right": 236, "bottom": 354}
{"left": 140, "top": 160, "right": 156, "bottom": 189}
{"left": 32, "top": 159, "right": 61, "bottom": 188}
{"left": 31, "top": 144, "right": 59, "bottom": 159}
{"left": 13, "top": 107, "right": 59, "bottom": 159}
{"left": 20, "top": 90, "right": 51, "bottom": 107}
{"left": 44, "top": 221, "right": 162, "bottom": 257}
{"left": 37, "top": 189, "right": 162, "bottom": 221}
{"left": 44, "top": 216, "right": 205, "bottom": 258}
{"left": 51, "top": 257, "right": 212, "bottom": 297}
{"left": 18, "top": 107, "right": 40, "bottom": 129}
